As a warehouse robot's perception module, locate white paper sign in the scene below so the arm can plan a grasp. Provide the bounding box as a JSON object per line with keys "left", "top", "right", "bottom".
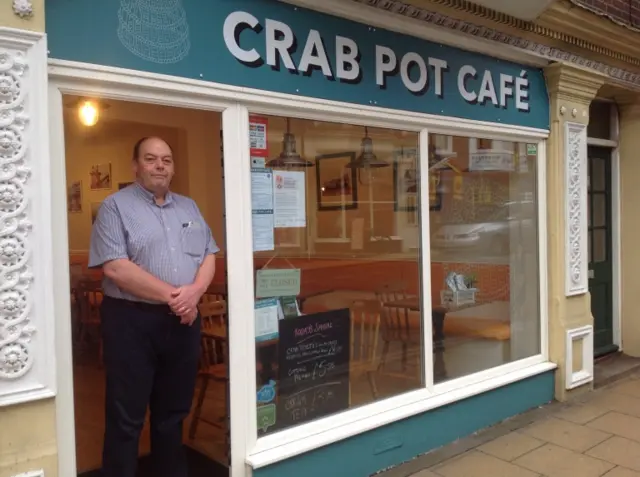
{"left": 255, "top": 298, "right": 279, "bottom": 342}
{"left": 252, "top": 168, "right": 274, "bottom": 210}
{"left": 252, "top": 212, "right": 275, "bottom": 252}
{"left": 469, "top": 152, "right": 515, "bottom": 172}
{"left": 273, "top": 170, "right": 306, "bottom": 228}
{"left": 251, "top": 168, "right": 275, "bottom": 251}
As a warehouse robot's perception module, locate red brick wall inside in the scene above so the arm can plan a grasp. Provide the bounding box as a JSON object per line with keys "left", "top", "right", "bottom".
{"left": 574, "top": 0, "right": 640, "bottom": 28}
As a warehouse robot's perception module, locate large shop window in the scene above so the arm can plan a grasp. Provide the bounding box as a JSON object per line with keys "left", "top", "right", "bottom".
{"left": 248, "top": 114, "right": 540, "bottom": 436}
{"left": 430, "top": 136, "right": 540, "bottom": 381}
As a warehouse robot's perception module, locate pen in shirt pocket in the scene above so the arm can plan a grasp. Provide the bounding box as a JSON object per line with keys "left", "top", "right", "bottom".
{"left": 182, "top": 221, "right": 193, "bottom": 228}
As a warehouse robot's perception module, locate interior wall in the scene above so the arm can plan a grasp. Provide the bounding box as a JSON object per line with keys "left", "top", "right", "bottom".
{"left": 64, "top": 99, "right": 223, "bottom": 253}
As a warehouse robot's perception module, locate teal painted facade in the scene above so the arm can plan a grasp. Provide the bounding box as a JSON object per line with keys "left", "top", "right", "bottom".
{"left": 46, "top": 0, "right": 549, "bottom": 129}
{"left": 255, "top": 371, "right": 554, "bottom": 477}
{"left": 45, "top": 2, "right": 554, "bottom": 475}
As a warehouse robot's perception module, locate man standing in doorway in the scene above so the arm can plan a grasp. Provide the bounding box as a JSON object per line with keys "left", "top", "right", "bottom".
{"left": 89, "top": 136, "right": 218, "bottom": 477}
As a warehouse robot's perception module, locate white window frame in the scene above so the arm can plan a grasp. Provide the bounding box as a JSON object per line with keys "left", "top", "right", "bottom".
{"left": 47, "top": 59, "right": 553, "bottom": 477}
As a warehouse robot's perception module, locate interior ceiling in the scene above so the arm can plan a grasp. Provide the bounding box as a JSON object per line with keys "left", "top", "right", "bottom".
{"left": 405, "top": 0, "right": 557, "bottom": 21}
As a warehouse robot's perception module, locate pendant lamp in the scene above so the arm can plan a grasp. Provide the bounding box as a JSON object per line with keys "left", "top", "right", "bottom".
{"left": 346, "top": 126, "right": 389, "bottom": 169}
{"left": 267, "top": 118, "right": 313, "bottom": 168}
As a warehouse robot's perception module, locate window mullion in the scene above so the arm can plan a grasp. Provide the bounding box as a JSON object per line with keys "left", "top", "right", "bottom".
{"left": 222, "top": 104, "right": 257, "bottom": 476}
{"left": 419, "top": 128, "right": 435, "bottom": 391}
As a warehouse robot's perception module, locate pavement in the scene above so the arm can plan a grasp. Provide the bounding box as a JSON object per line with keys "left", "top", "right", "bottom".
{"left": 378, "top": 370, "right": 640, "bottom": 477}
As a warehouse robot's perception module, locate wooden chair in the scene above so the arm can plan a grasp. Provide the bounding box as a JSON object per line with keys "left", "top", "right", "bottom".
{"left": 76, "top": 279, "right": 104, "bottom": 366}
{"left": 69, "top": 264, "right": 84, "bottom": 334}
{"left": 199, "top": 297, "right": 226, "bottom": 364}
{"left": 201, "top": 291, "right": 227, "bottom": 308}
{"left": 189, "top": 300, "right": 230, "bottom": 464}
{"left": 375, "top": 283, "right": 419, "bottom": 373}
{"left": 350, "top": 300, "right": 382, "bottom": 402}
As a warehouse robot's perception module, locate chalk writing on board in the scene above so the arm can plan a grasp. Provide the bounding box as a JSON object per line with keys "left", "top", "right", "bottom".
{"left": 277, "top": 309, "right": 350, "bottom": 430}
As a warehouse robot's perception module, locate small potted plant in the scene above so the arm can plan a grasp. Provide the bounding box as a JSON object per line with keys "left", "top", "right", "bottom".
{"left": 464, "top": 273, "right": 477, "bottom": 289}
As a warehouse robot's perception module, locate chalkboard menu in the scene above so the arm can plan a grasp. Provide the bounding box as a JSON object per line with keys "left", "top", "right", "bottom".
{"left": 276, "top": 308, "right": 351, "bottom": 429}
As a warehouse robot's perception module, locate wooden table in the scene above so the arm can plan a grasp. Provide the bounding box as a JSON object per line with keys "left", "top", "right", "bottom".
{"left": 382, "top": 297, "right": 449, "bottom": 381}
{"left": 382, "top": 298, "right": 447, "bottom": 351}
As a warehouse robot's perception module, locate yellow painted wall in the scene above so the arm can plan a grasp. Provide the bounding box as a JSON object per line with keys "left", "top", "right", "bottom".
{"left": 0, "top": 399, "right": 58, "bottom": 477}
{"left": 617, "top": 98, "right": 640, "bottom": 357}
{"left": 544, "top": 64, "right": 603, "bottom": 400}
{"left": 0, "top": 5, "right": 59, "bottom": 477}
{"left": 0, "top": 0, "right": 44, "bottom": 31}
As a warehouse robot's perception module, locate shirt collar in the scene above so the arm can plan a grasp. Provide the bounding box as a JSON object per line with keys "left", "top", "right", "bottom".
{"left": 133, "top": 181, "right": 174, "bottom": 206}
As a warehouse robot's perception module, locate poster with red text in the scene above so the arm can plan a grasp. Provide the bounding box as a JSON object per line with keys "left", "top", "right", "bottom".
{"left": 250, "top": 115, "right": 269, "bottom": 157}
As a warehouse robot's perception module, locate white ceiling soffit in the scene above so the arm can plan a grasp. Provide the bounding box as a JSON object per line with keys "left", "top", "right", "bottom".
{"left": 468, "top": 0, "right": 557, "bottom": 21}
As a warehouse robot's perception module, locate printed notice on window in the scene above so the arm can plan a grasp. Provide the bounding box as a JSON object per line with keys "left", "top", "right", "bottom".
{"left": 254, "top": 298, "right": 279, "bottom": 342}
{"left": 250, "top": 116, "right": 269, "bottom": 158}
{"left": 273, "top": 170, "right": 306, "bottom": 228}
{"left": 251, "top": 168, "right": 275, "bottom": 252}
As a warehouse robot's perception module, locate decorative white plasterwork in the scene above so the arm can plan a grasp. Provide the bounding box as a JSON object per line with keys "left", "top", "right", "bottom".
{"left": 564, "top": 122, "right": 588, "bottom": 296}
{"left": 565, "top": 325, "right": 594, "bottom": 389}
{"left": 348, "top": 0, "right": 640, "bottom": 90}
{"left": 0, "top": 28, "right": 56, "bottom": 406}
{"left": 12, "top": 0, "right": 33, "bottom": 18}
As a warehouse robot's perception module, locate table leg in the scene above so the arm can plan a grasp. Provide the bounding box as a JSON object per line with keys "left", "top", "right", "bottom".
{"left": 432, "top": 308, "right": 446, "bottom": 351}
{"left": 432, "top": 308, "right": 447, "bottom": 381}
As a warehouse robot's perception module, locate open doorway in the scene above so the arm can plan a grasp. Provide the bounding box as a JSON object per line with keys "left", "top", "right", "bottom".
{"left": 62, "top": 95, "right": 230, "bottom": 476}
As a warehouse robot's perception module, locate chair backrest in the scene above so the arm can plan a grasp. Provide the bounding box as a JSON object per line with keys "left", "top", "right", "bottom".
{"left": 202, "top": 292, "right": 226, "bottom": 303}
{"left": 69, "top": 264, "right": 84, "bottom": 288}
{"left": 375, "top": 283, "right": 412, "bottom": 340}
{"left": 350, "top": 300, "right": 382, "bottom": 373}
{"left": 198, "top": 299, "right": 227, "bottom": 329}
{"left": 77, "top": 279, "right": 103, "bottom": 322}
{"left": 198, "top": 300, "right": 228, "bottom": 368}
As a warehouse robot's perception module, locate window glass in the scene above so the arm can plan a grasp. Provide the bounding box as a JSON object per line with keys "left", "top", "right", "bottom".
{"left": 430, "top": 136, "right": 540, "bottom": 382}
{"left": 250, "top": 115, "right": 424, "bottom": 436}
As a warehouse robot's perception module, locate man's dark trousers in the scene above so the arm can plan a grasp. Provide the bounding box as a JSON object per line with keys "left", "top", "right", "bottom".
{"left": 100, "top": 296, "right": 201, "bottom": 477}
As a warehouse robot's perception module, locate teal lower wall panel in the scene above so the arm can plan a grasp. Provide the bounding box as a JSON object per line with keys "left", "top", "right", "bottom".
{"left": 254, "top": 371, "right": 554, "bottom": 477}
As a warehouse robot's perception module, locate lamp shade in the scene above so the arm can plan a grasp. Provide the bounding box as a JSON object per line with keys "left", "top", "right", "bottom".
{"left": 267, "top": 119, "right": 313, "bottom": 168}
{"left": 346, "top": 128, "right": 389, "bottom": 169}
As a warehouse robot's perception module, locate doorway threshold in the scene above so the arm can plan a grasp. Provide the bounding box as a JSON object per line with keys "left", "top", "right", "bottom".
{"left": 78, "top": 446, "right": 227, "bottom": 477}
{"left": 594, "top": 352, "right": 640, "bottom": 388}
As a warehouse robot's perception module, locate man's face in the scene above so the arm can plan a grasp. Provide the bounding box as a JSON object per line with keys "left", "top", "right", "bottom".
{"left": 133, "top": 137, "right": 174, "bottom": 194}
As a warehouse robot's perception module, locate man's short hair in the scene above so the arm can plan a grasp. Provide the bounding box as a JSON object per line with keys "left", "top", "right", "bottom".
{"left": 132, "top": 137, "right": 174, "bottom": 161}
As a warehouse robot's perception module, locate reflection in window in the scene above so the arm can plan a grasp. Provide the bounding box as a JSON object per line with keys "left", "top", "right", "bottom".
{"left": 251, "top": 116, "right": 424, "bottom": 436}
{"left": 430, "top": 136, "right": 540, "bottom": 382}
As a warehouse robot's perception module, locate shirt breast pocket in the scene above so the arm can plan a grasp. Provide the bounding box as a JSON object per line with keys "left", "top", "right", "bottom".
{"left": 181, "top": 225, "right": 206, "bottom": 257}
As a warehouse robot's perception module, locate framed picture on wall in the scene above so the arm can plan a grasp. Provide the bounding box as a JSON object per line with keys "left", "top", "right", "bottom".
{"left": 315, "top": 152, "right": 358, "bottom": 211}
{"left": 67, "top": 180, "right": 82, "bottom": 213}
{"left": 393, "top": 147, "right": 442, "bottom": 212}
{"left": 89, "top": 163, "right": 112, "bottom": 190}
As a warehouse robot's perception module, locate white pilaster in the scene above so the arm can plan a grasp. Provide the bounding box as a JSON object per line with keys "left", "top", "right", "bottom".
{"left": 0, "top": 28, "right": 55, "bottom": 406}
{"left": 564, "top": 121, "right": 589, "bottom": 297}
